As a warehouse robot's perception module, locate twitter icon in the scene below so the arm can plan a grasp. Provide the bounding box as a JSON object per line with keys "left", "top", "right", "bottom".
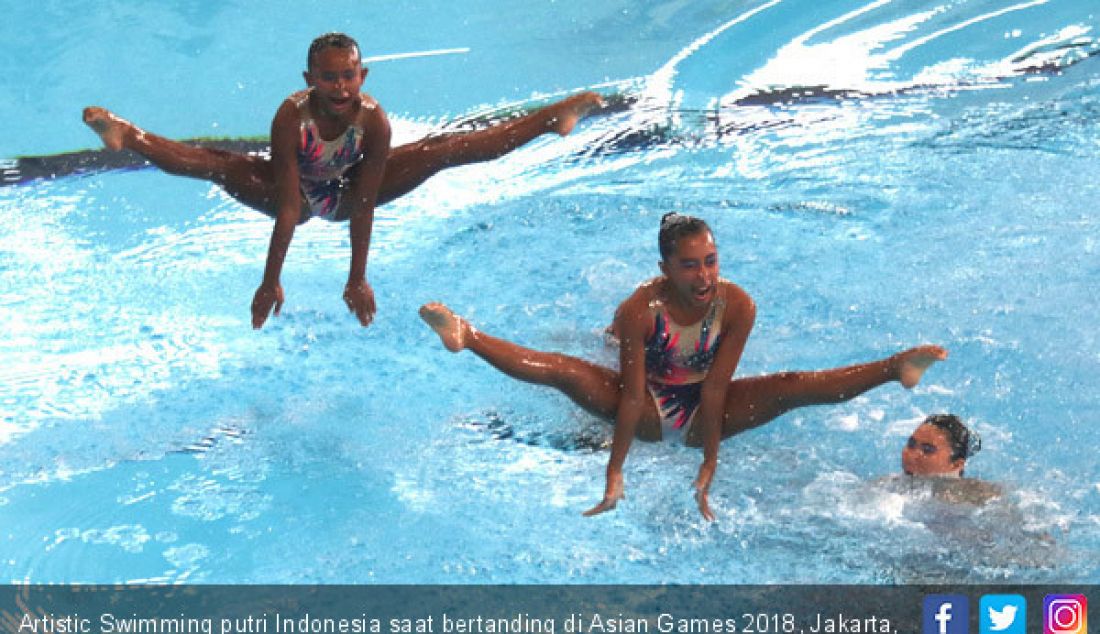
{"left": 981, "top": 595, "right": 1026, "bottom": 634}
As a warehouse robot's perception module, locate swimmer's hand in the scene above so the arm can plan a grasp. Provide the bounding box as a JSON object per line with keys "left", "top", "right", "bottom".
{"left": 693, "top": 485, "right": 716, "bottom": 522}
{"left": 251, "top": 282, "right": 284, "bottom": 329}
{"left": 343, "top": 279, "right": 376, "bottom": 327}
{"left": 583, "top": 470, "right": 624, "bottom": 517}
{"left": 693, "top": 464, "right": 717, "bottom": 522}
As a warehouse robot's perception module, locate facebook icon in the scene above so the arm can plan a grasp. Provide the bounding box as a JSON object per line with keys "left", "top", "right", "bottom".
{"left": 924, "top": 595, "right": 970, "bottom": 634}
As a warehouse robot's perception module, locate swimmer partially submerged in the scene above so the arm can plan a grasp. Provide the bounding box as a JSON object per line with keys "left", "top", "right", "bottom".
{"left": 894, "top": 413, "right": 1000, "bottom": 504}
{"left": 903, "top": 413, "right": 980, "bottom": 477}
{"left": 421, "top": 212, "right": 949, "bottom": 520}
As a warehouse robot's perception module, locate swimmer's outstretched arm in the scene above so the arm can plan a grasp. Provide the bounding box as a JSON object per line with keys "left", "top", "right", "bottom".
{"left": 339, "top": 102, "right": 391, "bottom": 327}
{"left": 252, "top": 100, "right": 303, "bottom": 329}
{"left": 691, "top": 285, "right": 756, "bottom": 521}
{"left": 584, "top": 294, "right": 649, "bottom": 517}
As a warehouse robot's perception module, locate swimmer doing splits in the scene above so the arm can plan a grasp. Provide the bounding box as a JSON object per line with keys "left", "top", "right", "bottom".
{"left": 420, "top": 213, "right": 948, "bottom": 520}
{"left": 83, "top": 32, "right": 603, "bottom": 329}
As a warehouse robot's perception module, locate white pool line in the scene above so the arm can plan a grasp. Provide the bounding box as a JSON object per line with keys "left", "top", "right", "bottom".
{"left": 362, "top": 47, "right": 471, "bottom": 64}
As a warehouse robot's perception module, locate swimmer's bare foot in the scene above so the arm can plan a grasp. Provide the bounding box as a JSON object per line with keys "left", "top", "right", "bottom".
{"left": 82, "top": 107, "right": 133, "bottom": 151}
{"left": 419, "top": 302, "right": 471, "bottom": 352}
{"left": 894, "top": 345, "right": 948, "bottom": 388}
{"left": 548, "top": 92, "right": 605, "bottom": 136}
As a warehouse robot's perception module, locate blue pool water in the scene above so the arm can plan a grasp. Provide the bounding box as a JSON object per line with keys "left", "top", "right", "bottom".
{"left": 2, "top": 0, "right": 1099, "bottom": 583}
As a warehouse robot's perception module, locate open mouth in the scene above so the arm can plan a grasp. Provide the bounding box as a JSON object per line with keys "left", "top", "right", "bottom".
{"left": 692, "top": 285, "right": 712, "bottom": 302}
{"left": 328, "top": 95, "right": 353, "bottom": 110}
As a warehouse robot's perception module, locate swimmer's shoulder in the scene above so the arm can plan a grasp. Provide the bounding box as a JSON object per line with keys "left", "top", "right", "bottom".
{"left": 622, "top": 277, "right": 663, "bottom": 313}
{"left": 876, "top": 473, "right": 1003, "bottom": 506}
{"left": 613, "top": 278, "right": 662, "bottom": 337}
{"left": 635, "top": 276, "right": 664, "bottom": 298}
{"left": 716, "top": 278, "right": 755, "bottom": 325}
{"left": 357, "top": 91, "right": 381, "bottom": 110}
{"left": 354, "top": 93, "right": 389, "bottom": 131}
{"left": 716, "top": 278, "right": 751, "bottom": 304}
{"left": 275, "top": 89, "right": 311, "bottom": 123}
{"left": 272, "top": 90, "right": 311, "bottom": 134}
{"left": 932, "top": 477, "right": 1003, "bottom": 505}
{"left": 286, "top": 88, "right": 311, "bottom": 106}
{"left": 270, "top": 95, "right": 306, "bottom": 151}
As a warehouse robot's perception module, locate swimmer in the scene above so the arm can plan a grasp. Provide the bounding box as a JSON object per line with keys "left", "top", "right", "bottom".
{"left": 83, "top": 32, "right": 603, "bottom": 329}
{"left": 902, "top": 414, "right": 980, "bottom": 477}
{"left": 893, "top": 413, "right": 1000, "bottom": 504}
{"left": 420, "top": 212, "right": 948, "bottom": 520}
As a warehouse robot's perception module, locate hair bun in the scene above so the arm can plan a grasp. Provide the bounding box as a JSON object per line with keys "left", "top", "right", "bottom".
{"left": 966, "top": 428, "right": 982, "bottom": 457}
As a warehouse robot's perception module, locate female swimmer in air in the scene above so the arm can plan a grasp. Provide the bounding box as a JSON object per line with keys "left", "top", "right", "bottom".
{"left": 84, "top": 32, "right": 602, "bottom": 329}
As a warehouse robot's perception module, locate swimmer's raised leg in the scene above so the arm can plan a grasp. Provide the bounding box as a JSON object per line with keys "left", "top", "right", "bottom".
{"left": 82, "top": 107, "right": 276, "bottom": 212}
{"left": 87, "top": 92, "right": 603, "bottom": 212}
{"left": 421, "top": 303, "right": 948, "bottom": 447}
{"left": 83, "top": 107, "right": 129, "bottom": 151}
{"left": 419, "top": 302, "right": 624, "bottom": 420}
{"left": 897, "top": 345, "right": 946, "bottom": 388}
{"left": 544, "top": 91, "right": 606, "bottom": 137}
{"left": 378, "top": 92, "right": 604, "bottom": 204}
{"left": 419, "top": 302, "right": 470, "bottom": 352}
{"left": 715, "top": 345, "right": 948, "bottom": 440}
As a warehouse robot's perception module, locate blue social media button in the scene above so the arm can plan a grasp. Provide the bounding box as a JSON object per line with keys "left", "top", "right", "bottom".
{"left": 980, "top": 595, "right": 1026, "bottom": 634}
{"left": 924, "top": 595, "right": 970, "bottom": 634}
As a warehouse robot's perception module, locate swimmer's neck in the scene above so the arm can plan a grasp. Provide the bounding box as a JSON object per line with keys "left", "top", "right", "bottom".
{"left": 654, "top": 278, "right": 718, "bottom": 316}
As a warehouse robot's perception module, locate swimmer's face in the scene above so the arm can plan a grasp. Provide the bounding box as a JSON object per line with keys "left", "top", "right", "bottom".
{"left": 901, "top": 423, "right": 964, "bottom": 477}
{"left": 660, "top": 229, "right": 719, "bottom": 307}
{"left": 304, "top": 45, "right": 367, "bottom": 117}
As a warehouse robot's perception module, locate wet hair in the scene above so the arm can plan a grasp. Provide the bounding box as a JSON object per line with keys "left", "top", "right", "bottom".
{"left": 307, "top": 32, "right": 361, "bottom": 69}
{"left": 658, "top": 212, "right": 713, "bottom": 260}
{"left": 924, "top": 414, "right": 981, "bottom": 462}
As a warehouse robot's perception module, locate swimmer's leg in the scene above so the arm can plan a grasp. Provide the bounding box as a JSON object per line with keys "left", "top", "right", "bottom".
{"left": 377, "top": 92, "right": 604, "bottom": 204}
{"left": 82, "top": 107, "right": 277, "bottom": 213}
{"left": 419, "top": 302, "right": 625, "bottom": 421}
{"left": 713, "top": 345, "right": 948, "bottom": 440}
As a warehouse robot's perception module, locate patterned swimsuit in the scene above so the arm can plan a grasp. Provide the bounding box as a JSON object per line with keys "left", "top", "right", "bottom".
{"left": 292, "top": 89, "right": 366, "bottom": 222}
{"left": 643, "top": 295, "right": 725, "bottom": 441}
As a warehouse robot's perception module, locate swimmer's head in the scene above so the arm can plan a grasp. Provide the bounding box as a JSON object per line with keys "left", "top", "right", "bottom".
{"left": 901, "top": 414, "right": 981, "bottom": 478}
{"left": 657, "top": 213, "right": 719, "bottom": 306}
{"left": 307, "top": 32, "right": 362, "bottom": 70}
{"left": 304, "top": 33, "right": 368, "bottom": 116}
{"left": 658, "top": 212, "right": 713, "bottom": 261}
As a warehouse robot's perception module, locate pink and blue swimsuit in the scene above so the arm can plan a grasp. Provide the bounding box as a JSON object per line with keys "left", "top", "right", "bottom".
{"left": 644, "top": 294, "right": 726, "bottom": 441}
{"left": 292, "top": 89, "right": 367, "bottom": 222}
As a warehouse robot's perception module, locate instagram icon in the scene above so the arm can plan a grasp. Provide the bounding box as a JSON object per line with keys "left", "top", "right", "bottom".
{"left": 1045, "top": 595, "right": 1088, "bottom": 634}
